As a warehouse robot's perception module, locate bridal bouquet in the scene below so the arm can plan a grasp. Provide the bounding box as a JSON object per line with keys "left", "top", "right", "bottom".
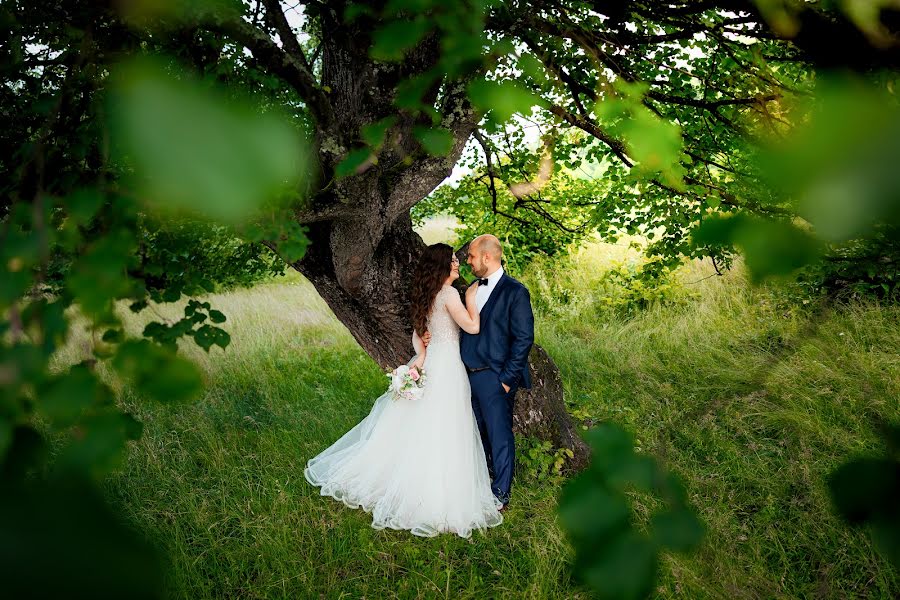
{"left": 386, "top": 364, "right": 426, "bottom": 401}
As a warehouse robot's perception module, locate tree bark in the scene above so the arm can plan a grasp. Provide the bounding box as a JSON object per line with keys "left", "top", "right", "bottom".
{"left": 516, "top": 345, "right": 591, "bottom": 471}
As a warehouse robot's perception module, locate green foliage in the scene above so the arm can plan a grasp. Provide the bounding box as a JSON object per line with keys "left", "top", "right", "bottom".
{"left": 467, "top": 79, "right": 545, "bottom": 127}
{"left": 593, "top": 81, "right": 685, "bottom": 188}
{"left": 521, "top": 243, "right": 694, "bottom": 321}
{"left": 595, "top": 261, "right": 691, "bottom": 318}
{"left": 0, "top": 474, "right": 164, "bottom": 600}
{"left": 792, "top": 227, "right": 900, "bottom": 302}
{"left": 414, "top": 130, "right": 602, "bottom": 273}
{"left": 693, "top": 213, "right": 823, "bottom": 282}
{"left": 0, "top": 6, "right": 312, "bottom": 596}
{"left": 369, "top": 17, "right": 431, "bottom": 61}
{"left": 516, "top": 436, "right": 574, "bottom": 482}
{"left": 413, "top": 125, "right": 454, "bottom": 156}
{"left": 335, "top": 148, "right": 376, "bottom": 178}
{"left": 829, "top": 423, "right": 900, "bottom": 569}
{"left": 691, "top": 77, "right": 899, "bottom": 287}
{"left": 559, "top": 424, "right": 704, "bottom": 600}
{"left": 135, "top": 218, "right": 287, "bottom": 296}
{"left": 108, "top": 57, "right": 310, "bottom": 223}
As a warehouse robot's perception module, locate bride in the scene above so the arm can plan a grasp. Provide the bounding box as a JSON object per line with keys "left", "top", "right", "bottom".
{"left": 304, "top": 243, "right": 504, "bottom": 538}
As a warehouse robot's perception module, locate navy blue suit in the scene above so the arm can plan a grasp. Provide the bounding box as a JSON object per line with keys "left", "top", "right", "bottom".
{"left": 460, "top": 273, "right": 534, "bottom": 505}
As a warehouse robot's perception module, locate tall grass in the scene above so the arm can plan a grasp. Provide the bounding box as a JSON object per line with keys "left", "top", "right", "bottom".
{"left": 54, "top": 238, "right": 899, "bottom": 598}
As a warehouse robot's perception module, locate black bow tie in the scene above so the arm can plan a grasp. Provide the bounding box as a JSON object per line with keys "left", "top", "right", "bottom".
{"left": 475, "top": 278, "right": 489, "bottom": 287}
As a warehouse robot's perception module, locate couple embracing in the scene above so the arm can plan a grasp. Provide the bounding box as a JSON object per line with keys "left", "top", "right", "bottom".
{"left": 305, "top": 235, "right": 535, "bottom": 538}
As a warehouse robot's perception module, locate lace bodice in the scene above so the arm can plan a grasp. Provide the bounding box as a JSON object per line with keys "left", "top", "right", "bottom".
{"left": 427, "top": 286, "right": 461, "bottom": 344}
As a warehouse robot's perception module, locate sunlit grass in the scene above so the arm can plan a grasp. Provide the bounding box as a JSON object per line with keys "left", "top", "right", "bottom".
{"left": 55, "top": 234, "right": 899, "bottom": 598}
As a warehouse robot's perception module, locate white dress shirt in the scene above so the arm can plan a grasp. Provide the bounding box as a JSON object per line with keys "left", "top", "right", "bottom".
{"left": 475, "top": 266, "right": 504, "bottom": 313}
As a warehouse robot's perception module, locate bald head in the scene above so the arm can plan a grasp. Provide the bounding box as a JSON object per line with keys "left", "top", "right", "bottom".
{"left": 471, "top": 234, "right": 502, "bottom": 259}
{"left": 467, "top": 234, "right": 503, "bottom": 277}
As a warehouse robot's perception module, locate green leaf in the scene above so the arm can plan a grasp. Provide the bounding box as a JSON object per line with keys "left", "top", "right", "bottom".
{"left": 734, "top": 219, "right": 821, "bottom": 281}
{"left": 38, "top": 365, "right": 110, "bottom": 428}
{"left": 66, "top": 188, "right": 106, "bottom": 225}
{"left": 370, "top": 18, "right": 431, "bottom": 61}
{"left": 335, "top": 148, "right": 376, "bottom": 178}
{"left": 2, "top": 426, "right": 47, "bottom": 480}
{"left": 692, "top": 215, "right": 822, "bottom": 281}
{"left": 192, "top": 324, "right": 231, "bottom": 352}
{"left": 112, "top": 340, "right": 204, "bottom": 403}
{"left": 66, "top": 230, "right": 137, "bottom": 320}
{"left": 606, "top": 454, "right": 660, "bottom": 493}
{"left": 579, "top": 532, "right": 658, "bottom": 600}
{"left": 394, "top": 72, "right": 438, "bottom": 111}
{"left": 559, "top": 476, "right": 631, "bottom": 543}
{"left": 162, "top": 286, "right": 181, "bottom": 303}
{"left": 361, "top": 116, "right": 398, "bottom": 149}
{"left": 343, "top": 3, "right": 374, "bottom": 22}
{"left": 584, "top": 422, "right": 635, "bottom": 471}
{"left": 517, "top": 53, "right": 548, "bottom": 84}
{"left": 101, "top": 329, "right": 124, "bottom": 343}
{"left": 413, "top": 126, "right": 454, "bottom": 156}
{"left": 384, "top": 0, "right": 434, "bottom": 11}
{"left": 830, "top": 453, "right": 900, "bottom": 568}
{"left": 467, "top": 79, "right": 543, "bottom": 124}
{"left": 0, "top": 476, "right": 164, "bottom": 598}
{"left": 208, "top": 309, "right": 226, "bottom": 324}
{"left": 830, "top": 458, "right": 900, "bottom": 525}
{"left": 0, "top": 420, "right": 13, "bottom": 460}
{"left": 56, "top": 412, "right": 129, "bottom": 475}
{"left": 277, "top": 235, "right": 309, "bottom": 262}
{"left": 650, "top": 510, "right": 705, "bottom": 553}
{"left": 109, "top": 58, "right": 309, "bottom": 223}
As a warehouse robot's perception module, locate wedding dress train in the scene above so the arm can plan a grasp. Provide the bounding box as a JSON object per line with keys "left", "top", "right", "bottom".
{"left": 304, "top": 286, "right": 503, "bottom": 538}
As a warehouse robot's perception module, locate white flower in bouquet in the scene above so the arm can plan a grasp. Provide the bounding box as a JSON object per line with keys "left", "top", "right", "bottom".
{"left": 386, "top": 364, "right": 427, "bottom": 401}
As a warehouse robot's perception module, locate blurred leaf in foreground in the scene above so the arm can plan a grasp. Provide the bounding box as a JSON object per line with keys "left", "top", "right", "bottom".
{"left": 0, "top": 474, "right": 163, "bottom": 600}
{"left": 559, "top": 423, "right": 705, "bottom": 600}
{"left": 692, "top": 77, "right": 898, "bottom": 283}
{"left": 829, "top": 423, "right": 900, "bottom": 569}
{"left": 762, "top": 79, "right": 900, "bottom": 242}
{"left": 594, "top": 81, "right": 686, "bottom": 189}
{"left": 108, "top": 57, "right": 310, "bottom": 223}
{"left": 692, "top": 214, "right": 823, "bottom": 281}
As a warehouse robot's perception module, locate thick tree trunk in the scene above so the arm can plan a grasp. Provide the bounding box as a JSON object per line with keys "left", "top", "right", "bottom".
{"left": 293, "top": 214, "right": 425, "bottom": 368}
{"left": 517, "top": 345, "right": 591, "bottom": 471}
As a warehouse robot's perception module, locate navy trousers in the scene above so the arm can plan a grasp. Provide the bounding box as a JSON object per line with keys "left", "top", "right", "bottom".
{"left": 468, "top": 369, "right": 515, "bottom": 505}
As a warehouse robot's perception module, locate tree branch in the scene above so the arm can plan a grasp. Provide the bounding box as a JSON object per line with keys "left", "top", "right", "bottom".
{"left": 204, "top": 14, "right": 334, "bottom": 130}
{"left": 545, "top": 104, "right": 633, "bottom": 166}
{"left": 261, "top": 0, "right": 313, "bottom": 73}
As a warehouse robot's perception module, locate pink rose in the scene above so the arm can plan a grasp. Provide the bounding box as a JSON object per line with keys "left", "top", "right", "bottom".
{"left": 409, "top": 368, "right": 420, "bottom": 381}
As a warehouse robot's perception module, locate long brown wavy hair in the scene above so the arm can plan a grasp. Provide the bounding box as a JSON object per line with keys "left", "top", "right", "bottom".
{"left": 411, "top": 243, "right": 453, "bottom": 337}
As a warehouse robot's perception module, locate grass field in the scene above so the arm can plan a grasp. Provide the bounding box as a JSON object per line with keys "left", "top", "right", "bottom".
{"left": 53, "top": 236, "right": 900, "bottom": 598}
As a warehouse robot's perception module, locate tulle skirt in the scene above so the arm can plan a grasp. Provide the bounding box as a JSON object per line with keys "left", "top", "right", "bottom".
{"left": 304, "top": 341, "right": 503, "bottom": 538}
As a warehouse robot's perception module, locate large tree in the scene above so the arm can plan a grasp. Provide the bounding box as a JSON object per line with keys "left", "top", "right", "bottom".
{"left": 6, "top": 0, "right": 892, "bottom": 467}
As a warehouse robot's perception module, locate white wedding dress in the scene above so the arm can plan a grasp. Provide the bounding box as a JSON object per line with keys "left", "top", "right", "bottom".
{"left": 304, "top": 286, "right": 503, "bottom": 538}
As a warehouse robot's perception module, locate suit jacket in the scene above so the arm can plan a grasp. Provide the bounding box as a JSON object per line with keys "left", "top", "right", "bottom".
{"left": 460, "top": 273, "right": 535, "bottom": 389}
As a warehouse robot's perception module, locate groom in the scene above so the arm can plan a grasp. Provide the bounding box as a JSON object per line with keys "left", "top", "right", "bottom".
{"left": 460, "top": 235, "right": 534, "bottom": 511}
